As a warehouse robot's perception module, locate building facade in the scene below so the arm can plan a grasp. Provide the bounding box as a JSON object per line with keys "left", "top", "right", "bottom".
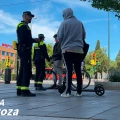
{"left": 0, "top": 45, "right": 17, "bottom": 72}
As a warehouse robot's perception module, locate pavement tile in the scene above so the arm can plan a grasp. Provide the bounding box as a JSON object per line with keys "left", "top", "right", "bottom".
{"left": 0, "top": 83, "right": 120, "bottom": 120}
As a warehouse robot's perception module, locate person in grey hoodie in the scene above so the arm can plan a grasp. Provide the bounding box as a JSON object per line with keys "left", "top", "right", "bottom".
{"left": 57, "top": 8, "right": 86, "bottom": 97}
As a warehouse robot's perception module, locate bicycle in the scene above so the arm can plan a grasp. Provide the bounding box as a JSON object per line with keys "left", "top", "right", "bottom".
{"left": 72, "top": 69, "right": 91, "bottom": 90}
{"left": 59, "top": 68, "right": 91, "bottom": 91}
{"left": 43, "top": 67, "right": 57, "bottom": 89}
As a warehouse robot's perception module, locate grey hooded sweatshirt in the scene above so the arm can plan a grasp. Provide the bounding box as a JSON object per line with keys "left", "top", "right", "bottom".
{"left": 57, "top": 8, "right": 86, "bottom": 54}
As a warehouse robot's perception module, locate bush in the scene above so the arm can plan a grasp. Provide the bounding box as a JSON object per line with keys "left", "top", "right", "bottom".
{"left": 109, "top": 69, "right": 120, "bottom": 82}
{"left": 11, "top": 74, "right": 17, "bottom": 80}
{"left": 1, "top": 74, "right": 17, "bottom": 81}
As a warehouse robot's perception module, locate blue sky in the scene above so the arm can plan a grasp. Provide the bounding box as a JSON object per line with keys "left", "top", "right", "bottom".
{"left": 0, "top": 0, "right": 120, "bottom": 61}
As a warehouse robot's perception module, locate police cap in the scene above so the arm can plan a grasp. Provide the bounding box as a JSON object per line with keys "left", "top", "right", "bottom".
{"left": 53, "top": 34, "right": 57, "bottom": 38}
{"left": 23, "top": 11, "right": 34, "bottom": 17}
{"left": 38, "top": 34, "right": 45, "bottom": 38}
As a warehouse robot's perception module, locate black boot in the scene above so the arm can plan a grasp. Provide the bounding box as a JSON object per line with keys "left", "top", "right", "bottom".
{"left": 17, "top": 89, "right": 21, "bottom": 96}
{"left": 21, "top": 90, "right": 36, "bottom": 97}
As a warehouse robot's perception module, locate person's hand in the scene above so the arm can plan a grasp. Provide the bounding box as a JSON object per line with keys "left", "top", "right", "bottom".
{"left": 34, "top": 38, "right": 40, "bottom": 43}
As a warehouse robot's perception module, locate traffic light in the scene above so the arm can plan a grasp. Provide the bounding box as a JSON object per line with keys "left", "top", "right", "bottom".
{"left": 91, "top": 53, "right": 96, "bottom": 65}
{"left": 90, "top": 60, "right": 96, "bottom": 65}
{"left": 6, "top": 56, "right": 10, "bottom": 67}
{"left": 92, "top": 53, "right": 96, "bottom": 60}
{"left": 5, "top": 62, "right": 10, "bottom": 67}
{"left": 6, "top": 56, "right": 10, "bottom": 62}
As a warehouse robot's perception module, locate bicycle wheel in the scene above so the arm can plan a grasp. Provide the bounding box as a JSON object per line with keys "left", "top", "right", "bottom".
{"left": 43, "top": 68, "right": 57, "bottom": 89}
{"left": 71, "top": 70, "right": 91, "bottom": 90}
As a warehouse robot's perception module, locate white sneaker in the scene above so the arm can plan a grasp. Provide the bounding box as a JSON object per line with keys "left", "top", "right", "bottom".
{"left": 74, "top": 92, "right": 82, "bottom": 97}
{"left": 61, "top": 92, "right": 71, "bottom": 97}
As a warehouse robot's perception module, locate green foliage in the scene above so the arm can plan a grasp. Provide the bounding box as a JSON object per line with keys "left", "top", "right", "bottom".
{"left": 109, "top": 69, "right": 120, "bottom": 82}
{"left": 85, "top": 51, "right": 94, "bottom": 75}
{"left": 85, "top": 47, "right": 108, "bottom": 78}
{"left": 95, "top": 40, "right": 100, "bottom": 51}
{"left": 1, "top": 74, "right": 16, "bottom": 81}
{"left": 11, "top": 74, "right": 17, "bottom": 80}
{"left": 109, "top": 60, "right": 117, "bottom": 70}
{"left": 14, "top": 53, "right": 18, "bottom": 73}
{"left": 115, "top": 50, "right": 120, "bottom": 69}
{"left": 95, "top": 48, "right": 108, "bottom": 73}
{"left": 10, "top": 59, "right": 13, "bottom": 64}
{"left": 80, "top": 0, "right": 120, "bottom": 19}
{"left": 0, "top": 60, "right": 6, "bottom": 70}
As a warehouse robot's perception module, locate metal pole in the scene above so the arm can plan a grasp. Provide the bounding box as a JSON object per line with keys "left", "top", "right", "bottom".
{"left": 108, "top": 12, "right": 110, "bottom": 75}
{"left": 31, "top": 17, "right": 37, "bottom": 33}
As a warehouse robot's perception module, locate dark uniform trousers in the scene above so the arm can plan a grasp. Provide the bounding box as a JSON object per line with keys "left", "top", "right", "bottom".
{"left": 34, "top": 58, "right": 45, "bottom": 87}
{"left": 17, "top": 49, "right": 32, "bottom": 91}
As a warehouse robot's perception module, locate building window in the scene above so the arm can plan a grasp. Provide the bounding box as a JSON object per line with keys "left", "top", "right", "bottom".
{"left": 2, "top": 59, "right": 5, "bottom": 62}
{"left": 6, "top": 52, "right": 9, "bottom": 56}
{"left": 2, "top": 51, "right": 5, "bottom": 56}
{"left": 11, "top": 53, "right": 14, "bottom": 57}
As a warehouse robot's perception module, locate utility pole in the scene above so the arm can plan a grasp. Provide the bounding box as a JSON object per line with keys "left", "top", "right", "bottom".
{"left": 108, "top": 11, "right": 110, "bottom": 78}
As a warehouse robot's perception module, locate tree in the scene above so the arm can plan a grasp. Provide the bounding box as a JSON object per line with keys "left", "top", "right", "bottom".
{"left": 80, "top": 0, "right": 120, "bottom": 19}
{"left": 14, "top": 53, "right": 18, "bottom": 73}
{"left": 115, "top": 50, "right": 120, "bottom": 69}
{"left": 84, "top": 51, "right": 94, "bottom": 75}
{"left": 95, "top": 40, "right": 100, "bottom": 51}
{"left": 95, "top": 48, "right": 108, "bottom": 78}
{"left": 0, "top": 60, "right": 6, "bottom": 71}
{"left": 109, "top": 60, "right": 117, "bottom": 71}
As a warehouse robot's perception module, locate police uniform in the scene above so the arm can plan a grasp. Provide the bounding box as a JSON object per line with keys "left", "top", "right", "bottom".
{"left": 33, "top": 34, "right": 50, "bottom": 90}
{"left": 16, "top": 11, "right": 36, "bottom": 97}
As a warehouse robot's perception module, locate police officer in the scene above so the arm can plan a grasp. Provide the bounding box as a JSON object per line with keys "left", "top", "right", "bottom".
{"left": 33, "top": 34, "right": 50, "bottom": 90}
{"left": 16, "top": 11, "right": 40, "bottom": 97}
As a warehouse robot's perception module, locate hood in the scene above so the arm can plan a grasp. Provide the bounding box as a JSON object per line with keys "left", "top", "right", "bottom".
{"left": 63, "top": 8, "right": 74, "bottom": 20}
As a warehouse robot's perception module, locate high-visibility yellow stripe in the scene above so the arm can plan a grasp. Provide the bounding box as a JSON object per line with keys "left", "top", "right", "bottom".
{"left": 21, "top": 86, "right": 29, "bottom": 90}
{"left": 37, "top": 82, "right": 42, "bottom": 84}
{"left": 17, "top": 22, "right": 25, "bottom": 30}
{"left": 34, "top": 81, "right": 38, "bottom": 84}
{"left": 40, "top": 41, "right": 45, "bottom": 45}
{"left": 16, "top": 22, "right": 31, "bottom": 31}
{"left": 16, "top": 86, "right": 21, "bottom": 89}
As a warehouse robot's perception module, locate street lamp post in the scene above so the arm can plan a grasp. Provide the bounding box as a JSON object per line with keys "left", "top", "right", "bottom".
{"left": 108, "top": 11, "right": 110, "bottom": 76}
{"left": 31, "top": 17, "right": 37, "bottom": 33}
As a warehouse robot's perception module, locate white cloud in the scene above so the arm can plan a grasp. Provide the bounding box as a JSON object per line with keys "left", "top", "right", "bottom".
{"left": 31, "top": 20, "right": 60, "bottom": 43}
{"left": 52, "top": 0, "right": 91, "bottom": 8}
{"left": 0, "top": 8, "right": 61, "bottom": 43}
{"left": 83, "top": 18, "right": 109, "bottom": 24}
{"left": 0, "top": 10, "right": 19, "bottom": 34}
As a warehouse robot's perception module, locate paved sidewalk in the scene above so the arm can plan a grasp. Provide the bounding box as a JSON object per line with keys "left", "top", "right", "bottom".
{"left": 0, "top": 82, "right": 120, "bottom": 120}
